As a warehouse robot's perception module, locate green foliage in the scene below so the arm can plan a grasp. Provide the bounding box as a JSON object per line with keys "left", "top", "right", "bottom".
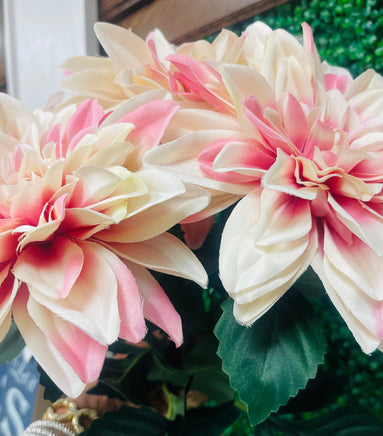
{"left": 81, "top": 402, "right": 239, "bottom": 436}
{"left": 215, "top": 293, "right": 327, "bottom": 426}
{"left": 81, "top": 406, "right": 168, "bottom": 436}
{"left": 229, "top": 0, "right": 383, "bottom": 77}
{"left": 0, "top": 321, "right": 25, "bottom": 364}
{"left": 264, "top": 407, "right": 383, "bottom": 435}
{"left": 319, "top": 299, "right": 383, "bottom": 420}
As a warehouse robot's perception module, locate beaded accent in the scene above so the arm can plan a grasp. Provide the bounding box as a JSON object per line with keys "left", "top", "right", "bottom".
{"left": 21, "top": 420, "right": 76, "bottom": 436}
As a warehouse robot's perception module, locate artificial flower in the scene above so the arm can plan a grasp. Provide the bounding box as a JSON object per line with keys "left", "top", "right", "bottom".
{"left": 61, "top": 22, "right": 246, "bottom": 109}
{"left": 145, "top": 24, "right": 383, "bottom": 353}
{"left": 0, "top": 93, "right": 208, "bottom": 396}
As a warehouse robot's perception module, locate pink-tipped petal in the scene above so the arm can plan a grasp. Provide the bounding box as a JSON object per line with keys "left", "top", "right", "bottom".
{"left": 94, "top": 244, "right": 147, "bottom": 343}
{"left": 13, "top": 288, "right": 86, "bottom": 397}
{"left": 29, "top": 241, "right": 120, "bottom": 345}
{"left": 220, "top": 188, "right": 317, "bottom": 320}
{"left": 105, "top": 232, "right": 208, "bottom": 289}
{"left": 119, "top": 100, "right": 179, "bottom": 148}
{"left": 125, "top": 261, "right": 183, "bottom": 348}
{"left": 27, "top": 297, "right": 107, "bottom": 383}
{"left": 13, "top": 236, "right": 84, "bottom": 299}
{"left": 181, "top": 215, "right": 215, "bottom": 250}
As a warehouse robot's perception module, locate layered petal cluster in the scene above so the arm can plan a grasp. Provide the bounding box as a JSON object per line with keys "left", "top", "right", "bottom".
{"left": 146, "top": 24, "right": 383, "bottom": 353}
{"left": 61, "top": 22, "right": 247, "bottom": 109}
{"left": 0, "top": 93, "right": 208, "bottom": 396}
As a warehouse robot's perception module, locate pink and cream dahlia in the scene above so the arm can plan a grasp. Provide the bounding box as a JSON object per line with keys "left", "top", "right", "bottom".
{"left": 145, "top": 24, "right": 383, "bottom": 354}
{"left": 61, "top": 22, "right": 246, "bottom": 109}
{"left": 0, "top": 93, "right": 208, "bottom": 396}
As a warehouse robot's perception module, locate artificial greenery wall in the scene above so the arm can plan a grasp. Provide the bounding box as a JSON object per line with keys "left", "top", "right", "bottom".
{"left": 231, "top": 0, "right": 383, "bottom": 77}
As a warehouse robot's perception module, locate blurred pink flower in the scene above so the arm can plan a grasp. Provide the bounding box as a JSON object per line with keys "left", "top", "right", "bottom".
{"left": 146, "top": 24, "right": 383, "bottom": 353}
{"left": 0, "top": 94, "right": 208, "bottom": 396}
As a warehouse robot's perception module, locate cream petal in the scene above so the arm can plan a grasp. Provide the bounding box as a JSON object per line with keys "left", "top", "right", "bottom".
{"left": 0, "top": 265, "right": 19, "bottom": 327}
{"left": 212, "top": 139, "right": 274, "bottom": 178}
{"left": 0, "top": 93, "right": 36, "bottom": 139}
{"left": 145, "top": 130, "right": 251, "bottom": 194}
{"left": 61, "top": 70, "right": 124, "bottom": 103}
{"left": 94, "top": 22, "right": 152, "bottom": 72}
{"left": 27, "top": 297, "right": 107, "bottom": 383}
{"left": 71, "top": 165, "right": 125, "bottom": 207}
{"left": 180, "top": 188, "right": 240, "bottom": 223}
{"left": 99, "top": 182, "right": 209, "bottom": 243}
{"left": 262, "top": 149, "right": 317, "bottom": 200}
{"left": 29, "top": 241, "right": 120, "bottom": 345}
{"left": 13, "top": 236, "right": 84, "bottom": 299}
{"left": 13, "top": 289, "right": 86, "bottom": 397}
{"left": 328, "top": 194, "right": 383, "bottom": 255}
{"left": 163, "top": 108, "right": 241, "bottom": 142}
{"left": 233, "top": 288, "right": 286, "bottom": 326}
{"left": 86, "top": 139, "right": 135, "bottom": 169}
{"left": 221, "top": 64, "right": 274, "bottom": 110}
{"left": 312, "top": 252, "right": 381, "bottom": 354}
{"left": 62, "top": 55, "right": 112, "bottom": 73}
{"left": 322, "top": 225, "right": 383, "bottom": 301}
{"left": 254, "top": 188, "right": 313, "bottom": 246}
{"left": 242, "top": 21, "right": 272, "bottom": 68}
{"left": 93, "top": 245, "right": 147, "bottom": 343}
{"left": 103, "top": 231, "right": 208, "bottom": 289}
{"left": 219, "top": 189, "right": 317, "bottom": 304}
{"left": 212, "top": 29, "right": 246, "bottom": 63}
{"left": 101, "top": 89, "right": 172, "bottom": 126}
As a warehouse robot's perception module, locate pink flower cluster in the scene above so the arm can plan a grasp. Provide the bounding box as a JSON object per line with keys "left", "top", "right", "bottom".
{"left": 1, "top": 20, "right": 383, "bottom": 395}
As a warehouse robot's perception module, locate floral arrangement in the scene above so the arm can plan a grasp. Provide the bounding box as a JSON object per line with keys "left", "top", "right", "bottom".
{"left": 1, "top": 19, "right": 383, "bottom": 435}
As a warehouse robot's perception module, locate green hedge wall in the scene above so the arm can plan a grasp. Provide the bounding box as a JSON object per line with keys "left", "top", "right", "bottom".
{"left": 230, "top": 0, "right": 383, "bottom": 77}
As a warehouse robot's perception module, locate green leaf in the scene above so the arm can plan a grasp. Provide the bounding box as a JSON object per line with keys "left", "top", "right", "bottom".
{"left": 148, "top": 352, "right": 190, "bottom": 387}
{"left": 268, "top": 407, "right": 383, "bottom": 436}
{"left": 98, "top": 348, "right": 155, "bottom": 404}
{"left": 37, "top": 365, "right": 63, "bottom": 402}
{"left": 0, "top": 321, "right": 25, "bottom": 364}
{"left": 80, "top": 406, "right": 168, "bottom": 436}
{"left": 214, "top": 292, "right": 327, "bottom": 426}
{"left": 185, "top": 335, "right": 236, "bottom": 404}
{"left": 167, "top": 402, "right": 239, "bottom": 436}
{"left": 293, "top": 266, "right": 325, "bottom": 298}
{"left": 279, "top": 368, "right": 348, "bottom": 414}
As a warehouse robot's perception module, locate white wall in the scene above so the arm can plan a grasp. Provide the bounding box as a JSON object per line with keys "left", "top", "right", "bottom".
{"left": 3, "top": 0, "right": 98, "bottom": 108}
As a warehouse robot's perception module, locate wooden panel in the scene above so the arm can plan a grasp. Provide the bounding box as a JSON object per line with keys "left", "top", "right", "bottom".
{"left": 99, "top": 0, "right": 153, "bottom": 23}
{"left": 100, "top": 0, "right": 290, "bottom": 43}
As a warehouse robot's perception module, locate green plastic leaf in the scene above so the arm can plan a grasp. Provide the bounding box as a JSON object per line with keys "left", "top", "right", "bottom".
{"left": 148, "top": 352, "right": 190, "bottom": 387}
{"left": 97, "top": 348, "right": 155, "bottom": 404}
{"left": 81, "top": 406, "right": 168, "bottom": 436}
{"left": 37, "top": 365, "right": 63, "bottom": 402}
{"left": 0, "top": 321, "right": 25, "bottom": 364}
{"left": 293, "top": 266, "right": 325, "bottom": 298}
{"left": 215, "top": 292, "right": 326, "bottom": 426}
{"left": 148, "top": 335, "right": 235, "bottom": 404}
{"left": 167, "top": 402, "right": 239, "bottom": 436}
